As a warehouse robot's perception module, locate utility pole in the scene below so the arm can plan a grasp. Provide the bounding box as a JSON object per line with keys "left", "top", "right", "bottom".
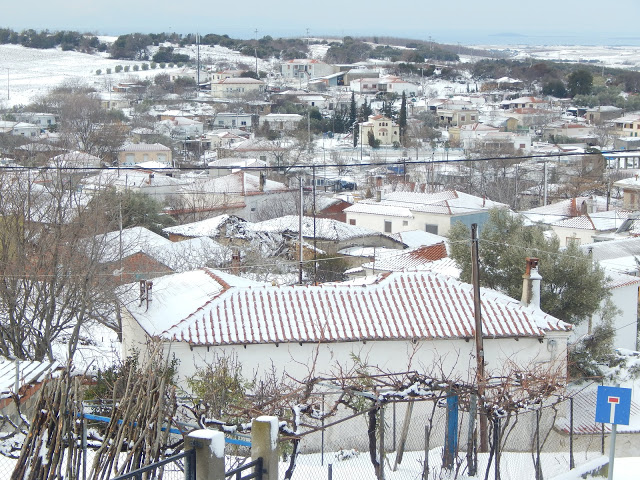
{"left": 471, "top": 223, "right": 488, "bottom": 452}
{"left": 196, "top": 34, "right": 200, "bottom": 90}
{"left": 299, "top": 176, "right": 304, "bottom": 285}
{"left": 6, "top": 68, "right": 9, "bottom": 101}
{"left": 543, "top": 161, "right": 548, "bottom": 206}
{"left": 254, "top": 29, "right": 258, "bottom": 76}
{"left": 313, "top": 165, "right": 317, "bottom": 284}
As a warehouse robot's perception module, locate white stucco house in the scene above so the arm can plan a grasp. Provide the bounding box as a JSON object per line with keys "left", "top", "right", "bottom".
{"left": 119, "top": 268, "right": 572, "bottom": 388}
{"left": 344, "top": 190, "right": 508, "bottom": 236}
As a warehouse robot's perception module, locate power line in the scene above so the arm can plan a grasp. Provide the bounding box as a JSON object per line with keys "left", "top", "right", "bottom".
{"left": 0, "top": 148, "right": 637, "bottom": 172}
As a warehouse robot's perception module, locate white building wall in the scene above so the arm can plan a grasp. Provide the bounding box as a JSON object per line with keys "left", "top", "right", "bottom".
{"left": 346, "top": 210, "right": 452, "bottom": 236}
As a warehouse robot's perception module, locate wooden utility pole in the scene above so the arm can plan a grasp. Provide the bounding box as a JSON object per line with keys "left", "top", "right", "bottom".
{"left": 471, "top": 223, "right": 488, "bottom": 452}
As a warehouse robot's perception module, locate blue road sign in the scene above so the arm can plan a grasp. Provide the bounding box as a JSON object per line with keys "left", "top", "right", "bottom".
{"left": 595, "top": 386, "right": 632, "bottom": 425}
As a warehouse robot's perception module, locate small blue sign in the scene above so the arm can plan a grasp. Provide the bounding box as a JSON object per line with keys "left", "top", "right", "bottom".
{"left": 595, "top": 386, "right": 632, "bottom": 425}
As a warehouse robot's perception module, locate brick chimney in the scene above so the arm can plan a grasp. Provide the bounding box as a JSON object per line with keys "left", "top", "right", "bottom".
{"left": 521, "top": 257, "right": 541, "bottom": 309}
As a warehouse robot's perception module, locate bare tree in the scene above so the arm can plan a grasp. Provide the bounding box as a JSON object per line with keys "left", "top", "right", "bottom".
{"left": 0, "top": 168, "right": 119, "bottom": 362}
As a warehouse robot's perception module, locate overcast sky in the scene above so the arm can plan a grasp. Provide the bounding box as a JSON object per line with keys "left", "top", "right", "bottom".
{"left": 4, "top": 0, "right": 640, "bottom": 45}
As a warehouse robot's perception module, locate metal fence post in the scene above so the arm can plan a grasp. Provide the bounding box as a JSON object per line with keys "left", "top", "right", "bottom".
{"left": 535, "top": 409, "right": 542, "bottom": 480}
{"left": 82, "top": 408, "right": 87, "bottom": 480}
{"left": 494, "top": 417, "right": 500, "bottom": 480}
{"left": 569, "top": 397, "right": 575, "bottom": 470}
{"left": 467, "top": 394, "right": 477, "bottom": 476}
{"left": 327, "top": 463, "right": 332, "bottom": 480}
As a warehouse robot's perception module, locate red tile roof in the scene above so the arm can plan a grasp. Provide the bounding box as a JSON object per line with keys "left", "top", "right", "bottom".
{"left": 151, "top": 271, "right": 571, "bottom": 346}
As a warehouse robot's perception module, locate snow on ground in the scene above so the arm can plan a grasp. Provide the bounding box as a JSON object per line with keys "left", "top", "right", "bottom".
{"left": 0, "top": 42, "right": 272, "bottom": 108}
{"left": 475, "top": 45, "right": 640, "bottom": 70}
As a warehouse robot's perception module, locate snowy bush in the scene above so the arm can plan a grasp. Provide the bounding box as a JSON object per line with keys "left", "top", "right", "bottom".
{"left": 336, "top": 449, "right": 359, "bottom": 461}
{"left": 150, "top": 62, "right": 157, "bottom": 69}
{"left": 106, "top": 68, "right": 111, "bottom": 74}
{"left": 159, "top": 63, "right": 166, "bottom": 69}
{"left": 142, "top": 63, "right": 149, "bottom": 71}
{"left": 124, "top": 65, "right": 130, "bottom": 72}
{"left": 95, "top": 69, "right": 101, "bottom": 75}
{"left": 133, "top": 65, "right": 139, "bottom": 71}
{"left": 115, "top": 65, "right": 123, "bottom": 73}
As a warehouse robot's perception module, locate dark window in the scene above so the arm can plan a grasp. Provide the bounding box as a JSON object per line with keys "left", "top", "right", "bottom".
{"left": 425, "top": 224, "right": 438, "bottom": 234}
{"left": 384, "top": 221, "right": 392, "bottom": 233}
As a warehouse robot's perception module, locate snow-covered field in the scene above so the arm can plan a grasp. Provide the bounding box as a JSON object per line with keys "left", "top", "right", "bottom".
{"left": 476, "top": 45, "right": 640, "bottom": 70}
{"left": 0, "top": 42, "right": 272, "bottom": 108}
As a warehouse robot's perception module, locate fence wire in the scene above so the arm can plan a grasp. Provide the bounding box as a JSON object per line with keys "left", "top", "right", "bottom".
{"left": 277, "top": 393, "right": 606, "bottom": 480}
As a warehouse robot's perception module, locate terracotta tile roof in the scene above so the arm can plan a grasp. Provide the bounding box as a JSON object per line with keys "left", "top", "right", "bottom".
{"left": 126, "top": 270, "right": 572, "bottom": 346}
{"left": 362, "top": 243, "right": 448, "bottom": 271}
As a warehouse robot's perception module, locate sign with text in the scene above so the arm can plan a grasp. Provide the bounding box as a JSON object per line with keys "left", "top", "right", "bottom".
{"left": 595, "top": 386, "right": 632, "bottom": 425}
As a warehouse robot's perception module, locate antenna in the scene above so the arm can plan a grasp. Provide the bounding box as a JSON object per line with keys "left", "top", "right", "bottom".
{"left": 254, "top": 29, "right": 258, "bottom": 76}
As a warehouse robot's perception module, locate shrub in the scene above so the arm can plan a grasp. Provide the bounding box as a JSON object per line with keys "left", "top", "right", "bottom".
{"left": 150, "top": 62, "right": 157, "bottom": 69}
{"left": 141, "top": 63, "right": 149, "bottom": 71}
{"left": 106, "top": 68, "right": 111, "bottom": 74}
{"left": 159, "top": 63, "right": 166, "bottom": 69}
{"left": 133, "top": 65, "right": 139, "bottom": 71}
{"left": 95, "top": 69, "right": 102, "bottom": 75}
{"left": 115, "top": 65, "right": 123, "bottom": 73}
{"left": 124, "top": 65, "right": 130, "bottom": 72}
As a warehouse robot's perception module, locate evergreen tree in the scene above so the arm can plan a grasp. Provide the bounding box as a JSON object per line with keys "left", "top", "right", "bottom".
{"left": 448, "top": 208, "right": 608, "bottom": 325}
{"left": 349, "top": 92, "right": 357, "bottom": 128}
{"left": 353, "top": 122, "right": 359, "bottom": 148}
{"left": 567, "top": 69, "right": 593, "bottom": 97}
{"left": 399, "top": 92, "right": 407, "bottom": 146}
{"left": 360, "top": 98, "right": 372, "bottom": 119}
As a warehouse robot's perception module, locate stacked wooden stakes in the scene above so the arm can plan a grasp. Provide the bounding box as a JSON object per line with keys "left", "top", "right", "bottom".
{"left": 11, "top": 345, "right": 178, "bottom": 480}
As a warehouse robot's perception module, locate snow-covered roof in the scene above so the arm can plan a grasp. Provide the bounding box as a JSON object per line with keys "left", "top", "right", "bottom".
{"left": 581, "top": 236, "right": 640, "bottom": 262}
{"left": 81, "top": 169, "right": 191, "bottom": 190}
{"left": 346, "top": 190, "right": 507, "bottom": 217}
{"left": 123, "top": 270, "right": 571, "bottom": 346}
{"left": 361, "top": 243, "right": 448, "bottom": 272}
{"left": 551, "top": 210, "right": 630, "bottom": 231}
{"left": 179, "top": 171, "right": 289, "bottom": 196}
{"left": 164, "top": 214, "right": 237, "bottom": 238}
{"left": 119, "top": 143, "right": 171, "bottom": 152}
{"left": 0, "top": 358, "right": 62, "bottom": 399}
{"left": 92, "top": 226, "right": 229, "bottom": 270}
{"left": 250, "top": 215, "right": 383, "bottom": 241}
{"left": 118, "top": 269, "right": 265, "bottom": 336}
{"left": 521, "top": 196, "right": 610, "bottom": 225}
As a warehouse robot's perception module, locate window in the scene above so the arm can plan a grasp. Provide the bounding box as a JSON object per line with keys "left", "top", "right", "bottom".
{"left": 402, "top": 220, "right": 408, "bottom": 226}
{"left": 384, "top": 221, "right": 392, "bottom": 233}
{"left": 349, "top": 219, "right": 356, "bottom": 226}
{"left": 566, "top": 237, "right": 581, "bottom": 247}
{"left": 241, "top": 121, "right": 247, "bottom": 126}
{"left": 520, "top": 144, "right": 526, "bottom": 149}
{"left": 425, "top": 224, "right": 438, "bottom": 234}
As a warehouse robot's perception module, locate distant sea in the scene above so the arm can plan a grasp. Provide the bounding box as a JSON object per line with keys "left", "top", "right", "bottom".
{"left": 95, "top": 25, "right": 640, "bottom": 47}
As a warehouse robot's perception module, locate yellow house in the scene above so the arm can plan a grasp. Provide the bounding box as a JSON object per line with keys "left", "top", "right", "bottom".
{"left": 118, "top": 143, "right": 172, "bottom": 166}
{"left": 612, "top": 113, "right": 640, "bottom": 137}
{"left": 209, "top": 78, "right": 265, "bottom": 99}
{"left": 359, "top": 115, "right": 400, "bottom": 146}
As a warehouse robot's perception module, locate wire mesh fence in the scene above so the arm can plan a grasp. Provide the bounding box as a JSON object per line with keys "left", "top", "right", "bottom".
{"left": 277, "top": 393, "right": 607, "bottom": 480}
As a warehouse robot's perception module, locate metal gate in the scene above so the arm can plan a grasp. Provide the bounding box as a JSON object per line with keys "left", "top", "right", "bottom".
{"left": 111, "top": 449, "right": 196, "bottom": 480}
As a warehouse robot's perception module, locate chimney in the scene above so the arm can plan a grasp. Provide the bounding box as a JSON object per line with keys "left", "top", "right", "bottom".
{"left": 231, "top": 250, "right": 241, "bottom": 275}
{"left": 521, "top": 258, "right": 541, "bottom": 309}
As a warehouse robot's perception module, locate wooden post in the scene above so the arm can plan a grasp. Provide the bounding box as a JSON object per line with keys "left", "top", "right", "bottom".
{"left": 252, "top": 416, "right": 279, "bottom": 480}
{"left": 392, "top": 401, "right": 414, "bottom": 471}
{"left": 186, "top": 430, "right": 225, "bottom": 480}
